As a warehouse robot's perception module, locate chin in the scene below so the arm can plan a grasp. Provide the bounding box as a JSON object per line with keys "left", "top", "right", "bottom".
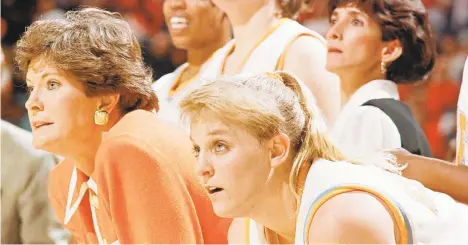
{"left": 326, "top": 62, "right": 346, "bottom": 75}
{"left": 32, "top": 136, "right": 54, "bottom": 152}
{"left": 31, "top": 133, "right": 62, "bottom": 154}
{"left": 212, "top": 205, "right": 237, "bottom": 218}
{"left": 212, "top": 201, "right": 246, "bottom": 219}
{"left": 171, "top": 36, "right": 191, "bottom": 49}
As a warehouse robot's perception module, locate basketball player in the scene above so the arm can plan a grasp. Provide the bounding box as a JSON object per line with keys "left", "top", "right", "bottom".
{"left": 153, "top": 0, "right": 231, "bottom": 125}
{"left": 181, "top": 71, "right": 468, "bottom": 244}
{"left": 197, "top": 0, "right": 341, "bottom": 125}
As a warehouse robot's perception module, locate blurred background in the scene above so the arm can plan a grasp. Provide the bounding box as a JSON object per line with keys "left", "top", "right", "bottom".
{"left": 1, "top": 0, "right": 467, "bottom": 162}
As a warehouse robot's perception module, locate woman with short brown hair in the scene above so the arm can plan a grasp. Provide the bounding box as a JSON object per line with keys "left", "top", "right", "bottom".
{"left": 16, "top": 7, "right": 230, "bottom": 244}
{"left": 327, "top": 0, "right": 435, "bottom": 158}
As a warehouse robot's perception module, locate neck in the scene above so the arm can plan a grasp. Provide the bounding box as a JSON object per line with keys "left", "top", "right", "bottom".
{"left": 62, "top": 114, "right": 121, "bottom": 177}
{"left": 187, "top": 31, "right": 229, "bottom": 68}
{"left": 228, "top": 3, "right": 281, "bottom": 55}
{"left": 249, "top": 182, "right": 297, "bottom": 244}
{"left": 339, "top": 67, "right": 385, "bottom": 106}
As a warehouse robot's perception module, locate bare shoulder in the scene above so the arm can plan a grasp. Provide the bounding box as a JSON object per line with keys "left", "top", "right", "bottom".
{"left": 282, "top": 34, "right": 341, "bottom": 124}
{"left": 284, "top": 35, "right": 327, "bottom": 68}
{"left": 228, "top": 218, "right": 249, "bottom": 244}
{"left": 307, "top": 191, "right": 396, "bottom": 244}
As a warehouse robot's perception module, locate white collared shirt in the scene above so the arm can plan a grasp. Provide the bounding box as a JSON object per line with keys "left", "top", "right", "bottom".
{"left": 330, "top": 79, "right": 401, "bottom": 156}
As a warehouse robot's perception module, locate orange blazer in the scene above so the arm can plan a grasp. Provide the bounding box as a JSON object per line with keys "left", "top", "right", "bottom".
{"left": 48, "top": 110, "right": 231, "bottom": 244}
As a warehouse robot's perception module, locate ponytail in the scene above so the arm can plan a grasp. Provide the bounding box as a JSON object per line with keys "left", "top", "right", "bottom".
{"left": 266, "top": 71, "right": 346, "bottom": 200}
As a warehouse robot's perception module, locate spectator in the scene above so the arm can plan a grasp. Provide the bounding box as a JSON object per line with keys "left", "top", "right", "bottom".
{"left": 1, "top": 120, "right": 69, "bottom": 244}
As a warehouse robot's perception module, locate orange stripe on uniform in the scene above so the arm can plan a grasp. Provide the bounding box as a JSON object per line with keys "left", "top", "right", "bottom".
{"left": 303, "top": 184, "right": 412, "bottom": 244}
{"left": 275, "top": 32, "right": 327, "bottom": 70}
{"left": 244, "top": 218, "right": 250, "bottom": 244}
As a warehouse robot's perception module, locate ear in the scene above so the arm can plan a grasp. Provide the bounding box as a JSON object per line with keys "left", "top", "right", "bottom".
{"left": 381, "top": 39, "right": 403, "bottom": 64}
{"left": 270, "top": 132, "right": 291, "bottom": 169}
{"left": 97, "top": 93, "right": 120, "bottom": 113}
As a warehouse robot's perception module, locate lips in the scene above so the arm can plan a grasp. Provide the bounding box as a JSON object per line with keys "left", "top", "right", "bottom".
{"left": 327, "top": 47, "right": 343, "bottom": 53}
{"left": 206, "top": 186, "right": 224, "bottom": 195}
{"left": 32, "top": 121, "right": 53, "bottom": 129}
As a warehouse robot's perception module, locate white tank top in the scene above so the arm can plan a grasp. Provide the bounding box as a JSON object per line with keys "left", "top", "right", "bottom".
{"left": 246, "top": 159, "right": 468, "bottom": 244}
{"left": 456, "top": 57, "right": 468, "bottom": 165}
{"left": 156, "top": 19, "right": 325, "bottom": 128}
{"left": 152, "top": 62, "right": 209, "bottom": 129}
{"left": 198, "top": 18, "right": 326, "bottom": 79}
{"left": 152, "top": 63, "right": 187, "bottom": 127}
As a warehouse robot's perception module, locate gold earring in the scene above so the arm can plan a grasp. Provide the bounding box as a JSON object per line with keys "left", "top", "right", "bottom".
{"left": 94, "top": 109, "right": 109, "bottom": 126}
{"left": 266, "top": 168, "right": 275, "bottom": 183}
{"left": 381, "top": 61, "right": 387, "bottom": 74}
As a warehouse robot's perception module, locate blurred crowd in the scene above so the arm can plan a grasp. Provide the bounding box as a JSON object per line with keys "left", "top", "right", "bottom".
{"left": 2, "top": 0, "right": 468, "bottom": 161}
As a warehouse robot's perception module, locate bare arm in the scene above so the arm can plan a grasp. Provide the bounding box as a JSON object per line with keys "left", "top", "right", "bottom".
{"left": 307, "top": 192, "right": 396, "bottom": 244}
{"left": 394, "top": 149, "right": 468, "bottom": 204}
{"left": 282, "top": 36, "right": 341, "bottom": 126}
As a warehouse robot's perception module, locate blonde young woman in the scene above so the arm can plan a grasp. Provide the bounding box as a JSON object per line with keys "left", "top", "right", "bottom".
{"left": 197, "top": 0, "right": 341, "bottom": 124}
{"left": 153, "top": 0, "right": 231, "bottom": 125}
{"left": 180, "top": 71, "right": 468, "bottom": 244}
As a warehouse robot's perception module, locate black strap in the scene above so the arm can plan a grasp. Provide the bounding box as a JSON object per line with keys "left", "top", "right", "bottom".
{"left": 362, "top": 98, "right": 433, "bottom": 157}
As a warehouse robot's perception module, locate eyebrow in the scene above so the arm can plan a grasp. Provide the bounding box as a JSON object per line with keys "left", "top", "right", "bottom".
{"left": 26, "top": 72, "right": 61, "bottom": 84}
{"left": 332, "top": 8, "right": 367, "bottom": 18}
{"left": 207, "top": 128, "right": 230, "bottom": 136}
{"left": 189, "top": 128, "right": 230, "bottom": 142}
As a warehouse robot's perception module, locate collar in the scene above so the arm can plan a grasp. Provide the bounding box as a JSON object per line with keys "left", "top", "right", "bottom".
{"left": 332, "top": 79, "right": 399, "bottom": 131}
{"left": 345, "top": 79, "right": 399, "bottom": 110}
{"left": 64, "top": 167, "right": 98, "bottom": 225}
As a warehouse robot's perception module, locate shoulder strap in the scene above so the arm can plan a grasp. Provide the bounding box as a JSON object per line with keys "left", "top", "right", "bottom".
{"left": 362, "top": 98, "right": 432, "bottom": 157}
{"left": 302, "top": 184, "right": 413, "bottom": 244}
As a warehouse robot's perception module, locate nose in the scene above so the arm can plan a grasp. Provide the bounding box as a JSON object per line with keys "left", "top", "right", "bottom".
{"left": 166, "top": 0, "right": 185, "bottom": 9}
{"left": 25, "top": 87, "right": 43, "bottom": 117}
{"left": 195, "top": 152, "right": 215, "bottom": 182}
{"left": 326, "top": 20, "right": 343, "bottom": 41}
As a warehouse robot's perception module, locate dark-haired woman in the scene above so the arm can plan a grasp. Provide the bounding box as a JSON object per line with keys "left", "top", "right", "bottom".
{"left": 327, "top": 0, "right": 434, "bottom": 157}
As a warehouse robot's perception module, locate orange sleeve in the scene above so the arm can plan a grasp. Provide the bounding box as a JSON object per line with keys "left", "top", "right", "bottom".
{"left": 94, "top": 136, "right": 202, "bottom": 244}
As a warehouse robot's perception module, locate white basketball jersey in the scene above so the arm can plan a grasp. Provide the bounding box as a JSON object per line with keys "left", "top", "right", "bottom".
{"left": 456, "top": 57, "right": 468, "bottom": 165}
{"left": 198, "top": 19, "right": 326, "bottom": 79}
{"left": 152, "top": 62, "right": 210, "bottom": 129}
{"left": 246, "top": 159, "right": 468, "bottom": 244}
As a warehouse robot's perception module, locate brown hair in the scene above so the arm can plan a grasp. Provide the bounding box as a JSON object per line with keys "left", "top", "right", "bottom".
{"left": 15, "top": 7, "right": 158, "bottom": 112}
{"left": 276, "top": 0, "right": 308, "bottom": 19}
{"left": 328, "top": 0, "right": 436, "bottom": 83}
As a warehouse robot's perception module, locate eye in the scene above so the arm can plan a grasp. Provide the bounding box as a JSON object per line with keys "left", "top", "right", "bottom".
{"left": 47, "top": 80, "right": 60, "bottom": 90}
{"left": 329, "top": 17, "right": 337, "bottom": 25}
{"left": 351, "top": 18, "right": 364, "bottom": 26}
{"left": 192, "top": 145, "right": 200, "bottom": 158}
{"left": 214, "top": 142, "right": 227, "bottom": 153}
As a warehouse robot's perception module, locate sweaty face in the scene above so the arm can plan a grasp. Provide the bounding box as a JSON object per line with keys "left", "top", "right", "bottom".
{"left": 190, "top": 118, "right": 273, "bottom": 218}
{"left": 325, "top": 5, "right": 385, "bottom": 77}
{"left": 163, "top": 0, "right": 226, "bottom": 49}
{"left": 25, "top": 57, "right": 101, "bottom": 155}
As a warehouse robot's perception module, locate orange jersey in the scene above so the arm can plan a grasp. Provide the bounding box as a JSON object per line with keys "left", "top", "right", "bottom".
{"left": 48, "top": 110, "right": 231, "bottom": 244}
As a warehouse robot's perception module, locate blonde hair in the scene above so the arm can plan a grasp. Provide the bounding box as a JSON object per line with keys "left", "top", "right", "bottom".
{"left": 180, "top": 71, "right": 402, "bottom": 201}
